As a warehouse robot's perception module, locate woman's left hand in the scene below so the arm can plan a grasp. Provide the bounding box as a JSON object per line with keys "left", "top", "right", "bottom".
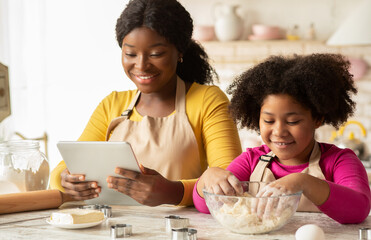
{"left": 106, "top": 165, "right": 184, "bottom": 206}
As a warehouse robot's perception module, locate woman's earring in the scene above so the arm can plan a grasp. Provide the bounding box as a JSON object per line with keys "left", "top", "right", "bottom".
{"left": 179, "top": 57, "right": 183, "bottom": 63}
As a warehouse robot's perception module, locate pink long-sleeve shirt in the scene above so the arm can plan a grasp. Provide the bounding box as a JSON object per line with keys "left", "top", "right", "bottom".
{"left": 193, "top": 143, "right": 371, "bottom": 224}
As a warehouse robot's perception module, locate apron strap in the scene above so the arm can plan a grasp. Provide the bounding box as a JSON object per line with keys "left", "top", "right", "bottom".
{"left": 123, "top": 90, "right": 141, "bottom": 116}
{"left": 249, "top": 151, "right": 275, "bottom": 182}
{"left": 302, "top": 142, "right": 324, "bottom": 177}
{"left": 175, "top": 77, "right": 186, "bottom": 114}
{"left": 307, "top": 141, "right": 321, "bottom": 168}
{"left": 105, "top": 117, "right": 124, "bottom": 141}
{"left": 105, "top": 90, "right": 141, "bottom": 141}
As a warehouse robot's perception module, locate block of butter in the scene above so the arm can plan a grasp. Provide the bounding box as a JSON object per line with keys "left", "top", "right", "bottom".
{"left": 50, "top": 209, "right": 104, "bottom": 224}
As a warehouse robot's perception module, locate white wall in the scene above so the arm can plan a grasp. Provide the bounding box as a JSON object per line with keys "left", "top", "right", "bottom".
{"left": 180, "top": 0, "right": 362, "bottom": 41}
{"left": 1, "top": 0, "right": 133, "bottom": 169}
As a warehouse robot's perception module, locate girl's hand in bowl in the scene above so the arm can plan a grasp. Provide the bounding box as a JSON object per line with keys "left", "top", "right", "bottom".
{"left": 197, "top": 167, "right": 243, "bottom": 198}
{"left": 254, "top": 174, "right": 303, "bottom": 218}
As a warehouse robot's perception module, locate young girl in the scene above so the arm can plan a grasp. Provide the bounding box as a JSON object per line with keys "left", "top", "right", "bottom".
{"left": 193, "top": 54, "right": 371, "bottom": 224}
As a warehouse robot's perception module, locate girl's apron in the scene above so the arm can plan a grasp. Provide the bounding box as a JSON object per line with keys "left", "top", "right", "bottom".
{"left": 105, "top": 77, "right": 201, "bottom": 181}
{"left": 249, "top": 142, "right": 325, "bottom": 212}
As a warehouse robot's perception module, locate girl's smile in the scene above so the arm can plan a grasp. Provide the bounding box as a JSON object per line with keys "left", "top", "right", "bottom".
{"left": 272, "top": 141, "right": 294, "bottom": 148}
{"left": 259, "top": 94, "right": 322, "bottom": 165}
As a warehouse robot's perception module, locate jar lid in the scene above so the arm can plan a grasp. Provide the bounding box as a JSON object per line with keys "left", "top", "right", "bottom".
{"left": 7, "top": 140, "right": 40, "bottom": 152}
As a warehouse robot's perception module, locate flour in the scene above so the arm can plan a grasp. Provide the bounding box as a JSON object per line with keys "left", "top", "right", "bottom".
{"left": 0, "top": 180, "right": 21, "bottom": 194}
{"left": 0, "top": 160, "right": 49, "bottom": 194}
{"left": 0, "top": 166, "right": 25, "bottom": 193}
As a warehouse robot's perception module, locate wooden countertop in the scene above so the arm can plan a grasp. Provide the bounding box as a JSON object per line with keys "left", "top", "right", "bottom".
{"left": 0, "top": 203, "right": 368, "bottom": 240}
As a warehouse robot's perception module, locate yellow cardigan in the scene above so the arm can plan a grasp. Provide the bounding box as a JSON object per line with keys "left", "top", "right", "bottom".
{"left": 50, "top": 82, "right": 242, "bottom": 206}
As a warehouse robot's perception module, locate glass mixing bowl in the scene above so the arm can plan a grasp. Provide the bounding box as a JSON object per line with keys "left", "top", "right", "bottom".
{"left": 203, "top": 181, "right": 302, "bottom": 234}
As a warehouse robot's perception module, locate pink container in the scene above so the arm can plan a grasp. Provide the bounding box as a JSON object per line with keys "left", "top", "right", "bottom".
{"left": 252, "top": 24, "right": 281, "bottom": 37}
{"left": 348, "top": 57, "right": 368, "bottom": 81}
{"left": 193, "top": 25, "right": 215, "bottom": 41}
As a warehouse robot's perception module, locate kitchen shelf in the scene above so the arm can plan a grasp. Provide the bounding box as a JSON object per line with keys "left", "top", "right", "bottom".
{"left": 198, "top": 39, "right": 371, "bottom": 64}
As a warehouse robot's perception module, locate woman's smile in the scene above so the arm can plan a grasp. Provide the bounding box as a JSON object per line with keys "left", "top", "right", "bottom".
{"left": 132, "top": 73, "right": 160, "bottom": 84}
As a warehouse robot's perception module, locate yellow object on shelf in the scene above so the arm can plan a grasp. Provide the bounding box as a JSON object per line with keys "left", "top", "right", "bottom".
{"left": 286, "top": 35, "right": 300, "bottom": 41}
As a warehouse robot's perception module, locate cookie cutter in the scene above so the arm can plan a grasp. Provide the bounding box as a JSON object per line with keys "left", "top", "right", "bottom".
{"left": 79, "top": 204, "right": 112, "bottom": 218}
{"left": 111, "top": 224, "right": 132, "bottom": 238}
{"left": 359, "top": 227, "right": 371, "bottom": 240}
{"left": 165, "top": 215, "right": 189, "bottom": 233}
{"left": 171, "top": 228, "right": 197, "bottom": 240}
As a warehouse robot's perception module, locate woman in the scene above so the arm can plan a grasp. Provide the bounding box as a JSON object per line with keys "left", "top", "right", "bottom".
{"left": 50, "top": 0, "right": 241, "bottom": 206}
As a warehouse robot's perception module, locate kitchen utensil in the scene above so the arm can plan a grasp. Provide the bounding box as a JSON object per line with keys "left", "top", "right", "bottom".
{"left": 171, "top": 228, "right": 197, "bottom": 240}
{"left": 111, "top": 224, "right": 132, "bottom": 238}
{"left": 213, "top": 3, "right": 243, "bottom": 41}
{"left": 79, "top": 204, "right": 113, "bottom": 218}
{"left": 249, "top": 24, "right": 284, "bottom": 40}
{"left": 203, "top": 181, "right": 302, "bottom": 234}
{"left": 331, "top": 120, "right": 368, "bottom": 160}
{"left": 359, "top": 227, "right": 371, "bottom": 240}
{"left": 165, "top": 215, "right": 189, "bottom": 233}
{"left": 193, "top": 25, "right": 215, "bottom": 41}
{"left": 0, "top": 189, "right": 68, "bottom": 214}
{"left": 252, "top": 24, "right": 281, "bottom": 37}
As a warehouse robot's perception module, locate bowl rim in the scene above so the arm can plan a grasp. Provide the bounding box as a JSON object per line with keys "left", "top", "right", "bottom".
{"left": 202, "top": 181, "right": 303, "bottom": 199}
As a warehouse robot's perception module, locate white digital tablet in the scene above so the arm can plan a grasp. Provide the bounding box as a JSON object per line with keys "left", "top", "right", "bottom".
{"left": 56, "top": 141, "right": 142, "bottom": 206}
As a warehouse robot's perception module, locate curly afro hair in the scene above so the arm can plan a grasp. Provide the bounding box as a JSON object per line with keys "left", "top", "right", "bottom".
{"left": 227, "top": 54, "right": 357, "bottom": 132}
{"left": 115, "top": 0, "right": 217, "bottom": 85}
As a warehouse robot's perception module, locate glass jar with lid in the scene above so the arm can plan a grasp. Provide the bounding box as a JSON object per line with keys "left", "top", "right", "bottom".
{"left": 0, "top": 140, "right": 50, "bottom": 194}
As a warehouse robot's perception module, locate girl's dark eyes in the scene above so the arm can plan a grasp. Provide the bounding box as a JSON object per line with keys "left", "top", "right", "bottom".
{"left": 263, "top": 120, "right": 301, "bottom": 125}
{"left": 287, "top": 121, "right": 300, "bottom": 125}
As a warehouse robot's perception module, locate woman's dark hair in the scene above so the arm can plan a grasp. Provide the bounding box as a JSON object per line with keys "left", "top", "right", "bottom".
{"left": 115, "top": 0, "right": 217, "bottom": 84}
{"left": 227, "top": 54, "right": 357, "bottom": 131}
